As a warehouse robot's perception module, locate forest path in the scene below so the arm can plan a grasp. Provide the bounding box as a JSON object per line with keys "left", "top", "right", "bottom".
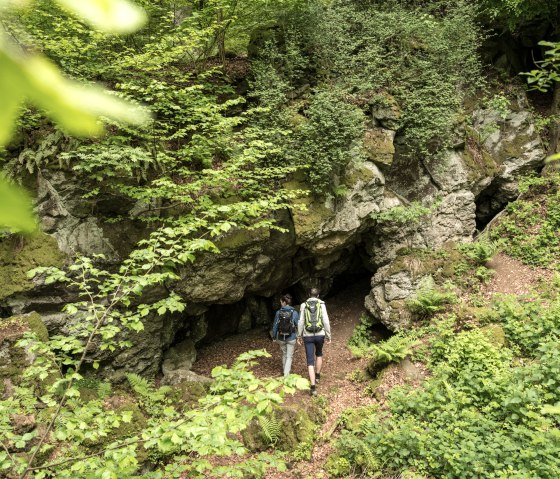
{"left": 192, "top": 279, "right": 377, "bottom": 478}
{"left": 190, "top": 253, "right": 547, "bottom": 478}
{"left": 481, "top": 252, "right": 552, "bottom": 298}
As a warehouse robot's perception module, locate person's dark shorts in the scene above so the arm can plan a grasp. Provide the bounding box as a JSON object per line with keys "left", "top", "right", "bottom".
{"left": 303, "top": 335, "right": 325, "bottom": 366}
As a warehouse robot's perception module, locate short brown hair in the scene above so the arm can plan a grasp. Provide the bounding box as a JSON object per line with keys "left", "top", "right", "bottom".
{"left": 281, "top": 294, "right": 292, "bottom": 305}
{"left": 310, "top": 288, "right": 320, "bottom": 298}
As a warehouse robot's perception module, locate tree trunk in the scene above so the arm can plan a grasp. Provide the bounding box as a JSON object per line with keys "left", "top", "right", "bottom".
{"left": 549, "top": 81, "right": 560, "bottom": 155}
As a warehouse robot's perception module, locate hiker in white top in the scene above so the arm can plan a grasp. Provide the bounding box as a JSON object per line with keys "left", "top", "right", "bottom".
{"left": 297, "top": 288, "right": 331, "bottom": 396}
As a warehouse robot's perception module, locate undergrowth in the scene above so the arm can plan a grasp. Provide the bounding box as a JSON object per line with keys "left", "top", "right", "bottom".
{"left": 490, "top": 174, "right": 560, "bottom": 268}
{"left": 336, "top": 177, "right": 560, "bottom": 478}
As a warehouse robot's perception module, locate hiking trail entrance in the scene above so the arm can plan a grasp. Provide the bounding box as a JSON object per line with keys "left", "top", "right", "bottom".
{"left": 191, "top": 279, "right": 383, "bottom": 477}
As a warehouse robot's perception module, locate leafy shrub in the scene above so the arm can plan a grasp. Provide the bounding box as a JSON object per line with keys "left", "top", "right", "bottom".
{"left": 490, "top": 175, "right": 560, "bottom": 268}
{"left": 488, "top": 294, "right": 560, "bottom": 356}
{"left": 347, "top": 313, "right": 378, "bottom": 358}
{"left": 325, "top": 455, "right": 352, "bottom": 477}
{"left": 335, "top": 327, "right": 560, "bottom": 478}
{"left": 362, "top": 332, "right": 421, "bottom": 377}
{"left": 295, "top": 89, "right": 365, "bottom": 194}
{"left": 371, "top": 201, "right": 434, "bottom": 226}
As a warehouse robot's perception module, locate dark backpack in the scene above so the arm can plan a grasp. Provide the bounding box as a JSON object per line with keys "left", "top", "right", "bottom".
{"left": 304, "top": 299, "right": 324, "bottom": 334}
{"left": 277, "top": 309, "right": 295, "bottom": 337}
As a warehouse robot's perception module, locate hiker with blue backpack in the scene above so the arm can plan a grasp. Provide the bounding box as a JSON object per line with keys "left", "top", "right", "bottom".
{"left": 297, "top": 288, "right": 331, "bottom": 396}
{"left": 272, "top": 293, "right": 299, "bottom": 377}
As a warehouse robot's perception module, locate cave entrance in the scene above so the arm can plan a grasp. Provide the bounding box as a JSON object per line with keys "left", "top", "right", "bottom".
{"left": 475, "top": 179, "right": 518, "bottom": 231}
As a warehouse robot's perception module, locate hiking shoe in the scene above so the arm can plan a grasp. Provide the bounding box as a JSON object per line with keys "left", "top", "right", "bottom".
{"left": 315, "top": 373, "right": 321, "bottom": 384}
{"left": 310, "top": 388, "right": 317, "bottom": 397}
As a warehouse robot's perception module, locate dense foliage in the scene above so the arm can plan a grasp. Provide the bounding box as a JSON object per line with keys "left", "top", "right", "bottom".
{"left": 490, "top": 175, "right": 560, "bottom": 267}
{"left": 1, "top": 0, "right": 559, "bottom": 477}
{"left": 333, "top": 177, "right": 560, "bottom": 479}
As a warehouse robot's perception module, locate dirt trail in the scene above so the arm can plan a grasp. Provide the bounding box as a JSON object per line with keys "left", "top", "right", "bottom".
{"left": 192, "top": 280, "right": 377, "bottom": 478}
{"left": 481, "top": 252, "right": 552, "bottom": 298}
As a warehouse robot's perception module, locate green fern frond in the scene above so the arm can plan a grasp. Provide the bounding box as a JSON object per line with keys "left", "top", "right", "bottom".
{"left": 126, "top": 372, "right": 154, "bottom": 398}
{"left": 97, "top": 381, "right": 112, "bottom": 399}
{"left": 258, "top": 413, "right": 281, "bottom": 446}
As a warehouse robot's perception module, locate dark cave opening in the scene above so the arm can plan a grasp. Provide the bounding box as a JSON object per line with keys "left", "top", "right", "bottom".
{"left": 475, "top": 183, "right": 512, "bottom": 231}
{"left": 167, "top": 243, "right": 379, "bottom": 352}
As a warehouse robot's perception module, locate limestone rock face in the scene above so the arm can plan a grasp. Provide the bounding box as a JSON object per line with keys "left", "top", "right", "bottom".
{"left": 473, "top": 105, "right": 545, "bottom": 223}
{"left": 364, "top": 128, "right": 396, "bottom": 167}
{"left": 364, "top": 97, "right": 544, "bottom": 330}
{"left": 37, "top": 172, "right": 119, "bottom": 260}
{"left": 0, "top": 92, "right": 545, "bottom": 376}
{"left": 161, "top": 339, "right": 211, "bottom": 386}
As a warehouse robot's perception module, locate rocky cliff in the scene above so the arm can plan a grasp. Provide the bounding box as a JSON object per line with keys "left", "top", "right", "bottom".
{"left": 0, "top": 92, "right": 544, "bottom": 381}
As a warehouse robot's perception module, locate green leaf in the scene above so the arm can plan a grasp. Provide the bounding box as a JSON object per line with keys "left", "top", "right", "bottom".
{"left": 0, "top": 177, "right": 36, "bottom": 232}
{"left": 256, "top": 400, "right": 270, "bottom": 413}
{"left": 121, "top": 411, "right": 133, "bottom": 423}
{"left": 0, "top": 48, "right": 150, "bottom": 147}
{"left": 55, "top": 0, "right": 147, "bottom": 33}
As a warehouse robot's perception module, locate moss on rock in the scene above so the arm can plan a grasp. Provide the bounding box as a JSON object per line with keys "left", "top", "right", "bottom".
{"left": 215, "top": 228, "right": 270, "bottom": 251}
{"left": 363, "top": 128, "right": 395, "bottom": 167}
{"left": 174, "top": 380, "right": 209, "bottom": 409}
{"left": 341, "top": 404, "right": 378, "bottom": 432}
{"left": 283, "top": 175, "right": 333, "bottom": 242}
{"left": 241, "top": 402, "right": 320, "bottom": 452}
{"left": 0, "top": 313, "right": 49, "bottom": 393}
{"left": 464, "top": 127, "right": 499, "bottom": 180}
{"left": 343, "top": 161, "right": 378, "bottom": 189}
{"left": 387, "top": 244, "right": 465, "bottom": 284}
{"left": 0, "top": 232, "right": 65, "bottom": 301}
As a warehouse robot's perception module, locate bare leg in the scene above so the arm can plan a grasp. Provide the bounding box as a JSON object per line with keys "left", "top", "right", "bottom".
{"left": 307, "top": 365, "right": 316, "bottom": 386}
{"left": 315, "top": 356, "right": 323, "bottom": 375}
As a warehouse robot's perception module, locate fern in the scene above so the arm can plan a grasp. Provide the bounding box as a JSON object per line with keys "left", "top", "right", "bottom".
{"left": 407, "top": 284, "right": 456, "bottom": 318}
{"left": 126, "top": 373, "right": 171, "bottom": 402}
{"left": 6, "top": 130, "right": 72, "bottom": 177}
{"left": 371, "top": 334, "right": 419, "bottom": 364}
{"left": 366, "top": 333, "right": 420, "bottom": 376}
{"left": 361, "top": 444, "right": 379, "bottom": 471}
{"left": 97, "top": 381, "right": 112, "bottom": 399}
{"left": 460, "top": 237, "right": 498, "bottom": 264}
{"left": 126, "top": 373, "right": 153, "bottom": 397}
{"left": 347, "top": 314, "right": 378, "bottom": 358}
{"left": 258, "top": 413, "right": 281, "bottom": 446}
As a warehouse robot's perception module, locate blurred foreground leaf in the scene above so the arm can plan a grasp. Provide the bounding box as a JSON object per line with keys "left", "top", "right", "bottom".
{"left": 0, "top": 177, "right": 36, "bottom": 233}
{"left": 55, "top": 0, "right": 146, "bottom": 33}
{"left": 0, "top": 48, "right": 150, "bottom": 146}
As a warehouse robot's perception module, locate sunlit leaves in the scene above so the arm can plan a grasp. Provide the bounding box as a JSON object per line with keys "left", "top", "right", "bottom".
{"left": 523, "top": 41, "right": 560, "bottom": 92}
{"left": 55, "top": 0, "right": 146, "bottom": 34}
{"left": 0, "top": 48, "right": 149, "bottom": 147}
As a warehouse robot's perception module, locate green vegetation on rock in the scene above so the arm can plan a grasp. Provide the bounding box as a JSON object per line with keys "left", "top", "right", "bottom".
{"left": 0, "top": 233, "right": 65, "bottom": 300}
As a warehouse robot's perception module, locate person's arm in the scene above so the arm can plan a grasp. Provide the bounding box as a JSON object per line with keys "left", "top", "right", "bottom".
{"left": 297, "top": 304, "right": 305, "bottom": 339}
{"left": 272, "top": 310, "right": 279, "bottom": 339}
{"left": 322, "top": 303, "right": 331, "bottom": 341}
